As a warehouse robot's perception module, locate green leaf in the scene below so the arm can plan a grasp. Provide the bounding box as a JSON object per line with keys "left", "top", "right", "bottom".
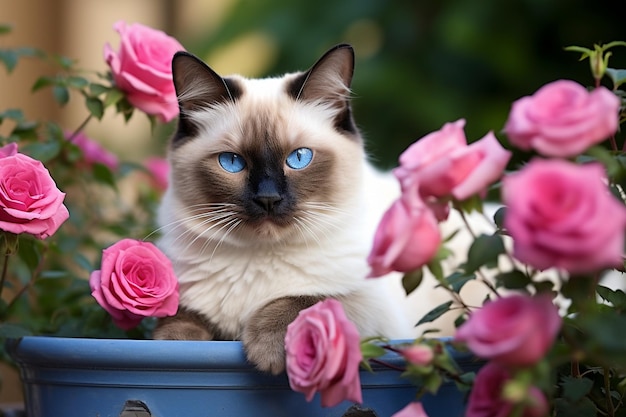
{"left": 0, "top": 108, "right": 25, "bottom": 123}
{"left": 0, "top": 24, "right": 12, "bottom": 35}
{"left": 55, "top": 55, "right": 74, "bottom": 70}
{"left": 89, "top": 83, "right": 110, "bottom": 96}
{"left": 416, "top": 301, "right": 453, "bottom": 326}
{"left": 444, "top": 271, "right": 475, "bottom": 293}
{"left": 596, "top": 285, "right": 626, "bottom": 309}
{"left": 0, "top": 323, "right": 33, "bottom": 338}
{"left": 402, "top": 268, "right": 423, "bottom": 296}
{"left": 67, "top": 75, "right": 89, "bottom": 89}
{"left": 495, "top": 270, "right": 531, "bottom": 290}
{"left": 427, "top": 259, "right": 444, "bottom": 282}
{"left": 493, "top": 206, "right": 506, "bottom": 230}
{"left": 583, "top": 146, "right": 620, "bottom": 177}
{"left": 464, "top": 234, "right": 506, "bottom": 273}
{"left": 103, "top": 88, "right": 125, "bottom": 108}
{"left": 606, "top": 68, "right": 626, "bottom": 88}
{"left": 560, "top": 376, "right": 594, "bottom": 402}
{"left": 0, "top": 49, "right": 18, "bottom": 72}
{"left": 21, "top": 140, "right": 62, "bottom": 163}
{"left": 31, "top": 75, "right": 56, "bottom": 92}
{"left": 85, "top": 96, "right": 104, "bottom": 119}
{"left": 422, "top": 370, "right": 443, "bottom": 394}
{"left": 92, "top": 163, "right": 117, "bottom": 189}
{"left": 52, "top": 84, "right": 70, "bottom": 106}
{"left": 360, "top": 341, "right": 387, "bottom": 360}
{"left": 554, "top": 397, "right": 597, "bottom": 417}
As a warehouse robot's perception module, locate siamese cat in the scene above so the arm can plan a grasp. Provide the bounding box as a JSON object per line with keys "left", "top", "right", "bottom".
{"left": 153, "top": 44, "right": 413, "bottom": 374}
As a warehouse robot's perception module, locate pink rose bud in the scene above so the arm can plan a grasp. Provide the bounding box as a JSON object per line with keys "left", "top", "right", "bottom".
{"left": 503, "top": 158, "right": 626, "bottom": 274}
{"left": 455, "top": 294, "right": 561, "bottom": 368}
{"left": 401, "top": 344, "right": 434, "bottom": 367}
{"left": 285, "top": 299, "right": 363, "bottom": 408}
{"left": 0, "top": 152, "right": 69, "bottom": 239}
{"left": 392, "top": 402, "right": 430, "bottom": 417}
{"left": 89, "top": 238, "right": 179, "bottom": 330}
{"left": 67, "top": 131, "right": 119, "bottom": 171}
{"left": 104, "top": 21, "right": 185, "bottom": 123}
{"left": 367, "top": 185, "right": 441, "bottom": 278}
{"left": 504, "top": 79, "right": 620, "bottom": 157}
{"left": 0, "top": 143, "right": 18, "bottom": 158}
{"left": 466, "top": 362, "right": 548, "bottom": 417}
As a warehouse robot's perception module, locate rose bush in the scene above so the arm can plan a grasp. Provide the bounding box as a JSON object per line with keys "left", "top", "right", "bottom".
{"left": 283, "top": 42, "right": 626, "bottom": 417}
{"left": 0, "top": 20, "right": 180, "bottom": 349}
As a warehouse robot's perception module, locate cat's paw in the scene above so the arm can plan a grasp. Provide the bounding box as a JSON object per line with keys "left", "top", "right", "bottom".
{"left": 152, "top": 308, "right": 216, "bottom": 340}
{"left": 242, "top": 326, "right": 287, "bottom": 375}
{"left": 242, "top": 295, "right": 325, "bottom": 374}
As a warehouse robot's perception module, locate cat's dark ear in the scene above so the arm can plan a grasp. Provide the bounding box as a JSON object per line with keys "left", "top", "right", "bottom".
{"left": 288, "top": 44, "right": 357, "bottom": 134}
{"left": 289, "top": 44, "right": 354, "bottom": 103}
{"left": 172, "top": 51, "right": 240, "bottom": 113}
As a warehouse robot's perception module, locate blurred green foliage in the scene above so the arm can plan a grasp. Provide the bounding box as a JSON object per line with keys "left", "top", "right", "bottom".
{"left": 184, "top": 0, "right": 626, "bottom": 168}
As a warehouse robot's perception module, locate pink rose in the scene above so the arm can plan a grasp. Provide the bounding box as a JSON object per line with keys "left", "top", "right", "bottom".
{"left": 367, "top": 184, "right": 441, "bottom": 278}
{"left": 394, "top": 119, "right": 511, "bottom": 204}
{"left": 285, "top": 299, "right": 363, "bottom": 408}
{"left": 401, "top": 344, "right": 434, "bottom": 367}
{"left": 503, "top": 158, "right": 626, "bottom": 273}
{"left": 504, "top": 79, "right": 620, "bottom": 157}
{"left": 0, "top": 152, "right": 69, "bottom": 239}
{"left": 145, "top": 157, "right": 169, "bottom": 192}
{"left": 104, "top": 21, "right": 185, "bottom": 123}
{"left": 67, "top": 131, "right": 119, "bottom": 171}
{"left": 392, "top": 402, "right": 429, "bottom": 417}
{"left": 455, "top": 294, "right": 561, "bottom": 367}
{"left": 467, "top": 362, "right": 548, "bottom": 417}
{"left": 0, "top": 143, "right": 18, "bottom": 158}
{"left": 89, "top": 238, "right": 179, "bottom": 330}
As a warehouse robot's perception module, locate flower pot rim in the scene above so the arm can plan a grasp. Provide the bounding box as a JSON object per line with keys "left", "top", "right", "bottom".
{"left": 7, "top": 336, "right": 477, "bottom": 372}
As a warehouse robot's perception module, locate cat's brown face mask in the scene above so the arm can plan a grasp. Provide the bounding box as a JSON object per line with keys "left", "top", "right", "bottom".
{"left": 165, "top": 45, "right": 365, "bottom": 244}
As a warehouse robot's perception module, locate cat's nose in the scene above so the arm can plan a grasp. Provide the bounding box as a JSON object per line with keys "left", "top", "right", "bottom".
{"left": 253, "top": 194, "right": 282, "bottom": 214}
{"left": 254, "top": 177, "right": 283, "bottom": 214}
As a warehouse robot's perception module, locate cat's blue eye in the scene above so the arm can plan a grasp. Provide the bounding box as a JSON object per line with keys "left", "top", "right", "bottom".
{"left": 286, "top": 147, "right": 313, "bottom": 170}
{"left": 218, "top": 152, "right": 246, "bottom": 173}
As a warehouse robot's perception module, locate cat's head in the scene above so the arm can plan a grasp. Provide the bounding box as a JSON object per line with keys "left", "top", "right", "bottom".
{"left": 163, "top": 44, "right": 366, "bottom": 246}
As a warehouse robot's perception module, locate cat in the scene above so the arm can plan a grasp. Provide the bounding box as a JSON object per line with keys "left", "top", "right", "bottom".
{"left": 152, "top": 44, "right": 414, "bottom": 374}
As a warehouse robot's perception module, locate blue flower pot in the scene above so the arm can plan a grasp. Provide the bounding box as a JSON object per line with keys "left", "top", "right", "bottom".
{"left": 8, "top": 337, "right": 480, "bottom": 417}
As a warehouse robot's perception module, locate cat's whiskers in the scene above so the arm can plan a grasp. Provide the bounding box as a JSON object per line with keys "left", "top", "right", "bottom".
{"left": 206, "top": 217, "right": 243, "bottom": 264}
{"left": 143, "top": 203, "right": 238, "bottom": 241}
{"left": 291, "top": 216, "right": 318, "bottom": 249}
{"left": 181, "top": 213, "right": 240, "bottom": 256}
{"left": 159, "top": 210, "right": 238, "bottom": 255}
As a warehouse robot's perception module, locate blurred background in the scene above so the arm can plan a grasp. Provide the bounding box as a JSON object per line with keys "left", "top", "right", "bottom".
{"left": 1, "top": 0, "right": 625, "bottom": 406}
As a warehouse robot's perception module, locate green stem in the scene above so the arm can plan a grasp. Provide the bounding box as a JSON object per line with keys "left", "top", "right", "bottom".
{"left": 66, "top": 113, "right": 93, "bottom": 142}
{"left": 6, "top": 245, "right": 48, "bottom": 310}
